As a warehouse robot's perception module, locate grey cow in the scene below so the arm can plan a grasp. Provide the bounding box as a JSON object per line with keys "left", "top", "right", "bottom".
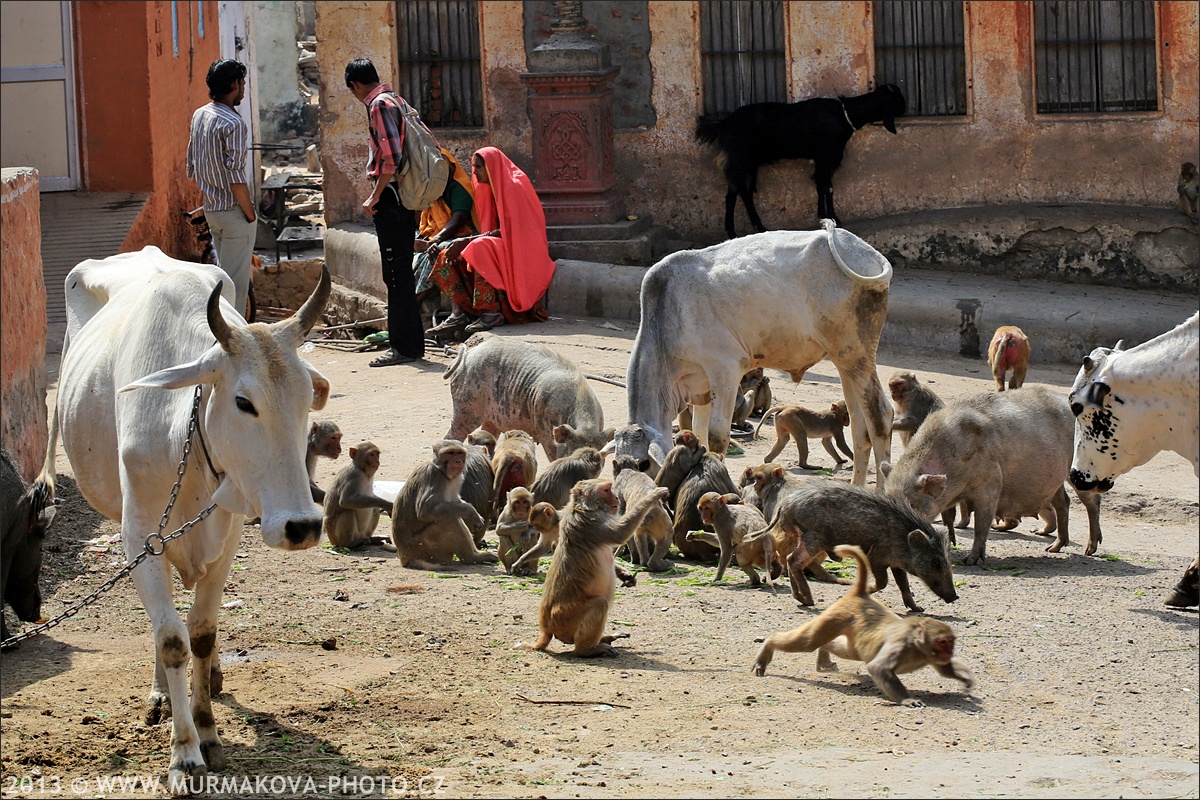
{"left": 444, "top": 334, "right": 614, "bottom": 461}
{"left": 621, "top": 221, "right": 893, "bottom": 487}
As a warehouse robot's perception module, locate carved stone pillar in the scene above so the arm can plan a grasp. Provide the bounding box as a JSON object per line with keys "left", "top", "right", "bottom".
{"left": 520, "top": 1, "right": 624, "bottom": 225}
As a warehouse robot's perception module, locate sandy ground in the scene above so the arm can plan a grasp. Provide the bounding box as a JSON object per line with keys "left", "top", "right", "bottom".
{"left": 1, "top": 314, "right": 1197, "bottom": 799}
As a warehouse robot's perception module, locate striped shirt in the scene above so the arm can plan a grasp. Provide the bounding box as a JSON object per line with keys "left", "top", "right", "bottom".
{"left": 364, "top": 84, "right": 405, "bottom": 178}
{"left": 187, "top": 102, "right": 249, "bottom": 211}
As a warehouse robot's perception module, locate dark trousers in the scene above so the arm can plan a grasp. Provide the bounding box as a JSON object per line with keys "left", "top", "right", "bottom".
{"left": 372, "top": 186, "right": 425, "bottom": 358}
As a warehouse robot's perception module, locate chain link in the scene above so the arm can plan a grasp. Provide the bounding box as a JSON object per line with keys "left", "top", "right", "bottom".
{"left": 1, "top": 387, "right": 217, "bottom": 650}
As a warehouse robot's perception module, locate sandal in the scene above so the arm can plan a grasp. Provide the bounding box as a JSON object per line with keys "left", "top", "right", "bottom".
{"left": 465, "top": 313, "right": 505, "bottom": 334}
{"left": 369, "top": 349, "right": 419, "bottom": 368}
{"left": 425, "top": 314, "right": 471, "bottom": 337}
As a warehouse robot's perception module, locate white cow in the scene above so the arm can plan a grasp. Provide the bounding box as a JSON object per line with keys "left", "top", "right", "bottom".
{"left": 622, "top": 221, "right": 893, "bottom": 487}
{"left": 1069, "top": 311, "right": 1199, "bottom": 492}
{"left": 42, "top": 246, "right": 330, "bottom": 790}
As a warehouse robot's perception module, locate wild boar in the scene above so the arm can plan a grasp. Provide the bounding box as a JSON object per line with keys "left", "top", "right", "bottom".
{"left": 883, "top": 387, "right": 1102, "bottom": 566}
{"left": 763, "top": 478, "right": 956, "bottom": 612}
{"left": 444, "top": 334, "right": 614, "bottom": 461}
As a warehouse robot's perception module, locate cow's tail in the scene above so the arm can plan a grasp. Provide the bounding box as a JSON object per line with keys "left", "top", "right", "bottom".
{"left": 35, "top": 398, "right": 60, "bottom": 503}
{"left": 821, "top": 218, "right": 892, "bottom": 286}
{"left": 694, "top": 115, "right": 722, "bottom": 146}
{"left": 443, "top": 342, "right": 467, "bottom": 381}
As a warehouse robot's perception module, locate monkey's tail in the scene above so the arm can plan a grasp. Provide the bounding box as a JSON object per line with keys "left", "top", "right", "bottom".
{"left": 833, "top": 545, "right": 871, "bottom": 597}
{"left": 753, "top": 406, "right": 785, "bottom": 440}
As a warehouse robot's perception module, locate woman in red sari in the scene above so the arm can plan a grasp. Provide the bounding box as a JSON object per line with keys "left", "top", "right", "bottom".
{"left": 425, "top": 147, "right": 555, "bottom": 337}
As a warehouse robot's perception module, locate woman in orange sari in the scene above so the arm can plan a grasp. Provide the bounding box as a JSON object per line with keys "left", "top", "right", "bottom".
{"left": 425, "top": 147, "right": 555, "bottom": 337}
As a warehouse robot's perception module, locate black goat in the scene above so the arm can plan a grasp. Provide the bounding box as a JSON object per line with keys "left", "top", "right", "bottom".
{"left": 695, "top": 84, "right": 906, "bottom": 238}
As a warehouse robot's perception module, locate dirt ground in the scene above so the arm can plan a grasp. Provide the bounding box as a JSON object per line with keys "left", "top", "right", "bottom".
{"left": 2, "top": 314, "right": 1197, "bottom": 799}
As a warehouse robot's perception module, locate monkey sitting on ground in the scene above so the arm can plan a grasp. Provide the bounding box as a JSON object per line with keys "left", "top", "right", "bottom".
{"left": 391, "top": 440, "right": 498, "bottom": 570}
{"left": 612, "top": 455, "right": 675, "bottom": 572}
{"left": 529, "top": 446, "right": 606, "bottom": 509}
{"left": 887, "top": 372, "right": 944, "bottom": 447}
{"left": 691, "top": 492, "right": 780, "bottom": 590}
{"left": 751, "top": 375, "right": 772, "bottom": 417}
{"left": 307, "top": 420, "right": 343, "bottom": 503}
{"left": 1179, "top": 161, "right": 1199, "bottom": 219}
{"left": 496, "top": 487, "right": 536, "bottom": 573}
{"left": 518, "top": 479, "right": 667, "bottom": 657}
{"left": 510, "top": 501, "right": 639, "bottom": 586}
{"left": 731, "top": 390, "right": 756, "bottom": 432}
{"left": 752, "top": 545, "right": 975, "bottom": 707}
{"left": 322, "top": 441, "right": 393, "bottom": 549}
{"left": 987, "top": 325, "right": 1031, "bottom": 391}
{"left": 491, "top": 430, "right": 539, "bottom": 518}
{"left": 754, "top": 401, "right": 854, "bottom": 469}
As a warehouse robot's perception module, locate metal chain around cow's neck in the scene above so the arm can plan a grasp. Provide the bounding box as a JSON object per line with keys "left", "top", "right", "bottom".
{"left": 0, "top": 386, "right": 218, "bottom": 650}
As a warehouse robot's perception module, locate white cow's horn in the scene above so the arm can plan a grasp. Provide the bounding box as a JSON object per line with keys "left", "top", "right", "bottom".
{"left": 207, "top": 281, "right": 233, "bottom": 349}
{"left": 293, "top": 264, "right": 332, "bottom": 338}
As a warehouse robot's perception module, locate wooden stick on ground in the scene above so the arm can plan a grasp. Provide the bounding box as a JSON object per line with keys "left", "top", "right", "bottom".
{"left": 514, "top": 693, "right": 631, "bottom": 709}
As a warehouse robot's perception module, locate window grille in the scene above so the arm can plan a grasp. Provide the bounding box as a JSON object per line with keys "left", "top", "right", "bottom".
{"left": 1033, "top": 0, "right": 1158, "bottom": 113}
{"left": 700, "top": 1, "right": 786, "bottom": 118}
{"left": 395, "top": 0, "right": 483, "bottom": 128}
{"left": 873, "top": 1, "right": 967, "bottom": 116}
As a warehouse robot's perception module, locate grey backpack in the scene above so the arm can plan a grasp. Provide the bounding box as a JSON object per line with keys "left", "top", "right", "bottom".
{"left": 390, "top": 94, "right": 450, "bottom": 211}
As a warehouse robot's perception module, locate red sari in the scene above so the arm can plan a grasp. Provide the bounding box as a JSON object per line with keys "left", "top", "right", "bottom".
{"left": 428, "top": 147, "right": 555, "bottom": 323}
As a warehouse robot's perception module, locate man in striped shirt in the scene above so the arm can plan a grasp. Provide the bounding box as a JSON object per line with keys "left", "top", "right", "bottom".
{"left": 345, "top": 57, "right": 425, "bottom": 367}
{"left": 187, "top": 59, "right": 256, "bottom": 319}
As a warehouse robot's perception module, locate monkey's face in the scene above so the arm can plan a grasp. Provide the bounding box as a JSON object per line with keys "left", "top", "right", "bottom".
{"left": 325, "top": 433, "right": 343, "bottom": 459}
{"left": 888, "top": 379, "right": 908, "bottom": 402}
{"left": 926, "top": 625, "right": 957, "bottom": 665}
{"left": 364, "top": 448, "right": 380, "bottom": 471}
{"left": 511, "top": 498, "right": 531, "bottom": 517}
{"left": 596, "top": 482, "right": 619, "bottom": 513}
{"left": 443, "top": 451, "right": 466, "bottom": 479}
{"left": 833, "top": 402, "right": 851, "bottom": 427}
{"left": 674, "top": 431, "right": 698, "bottom": 449}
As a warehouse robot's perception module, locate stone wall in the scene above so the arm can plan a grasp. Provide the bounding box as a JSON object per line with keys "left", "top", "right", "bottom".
{"left": 0, "top": 168, "right": 49, "bottom": 480}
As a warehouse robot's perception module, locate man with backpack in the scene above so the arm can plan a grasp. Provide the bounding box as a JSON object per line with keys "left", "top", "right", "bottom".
{"left": 345, "top": 57, "right": 428, "bottom": 367}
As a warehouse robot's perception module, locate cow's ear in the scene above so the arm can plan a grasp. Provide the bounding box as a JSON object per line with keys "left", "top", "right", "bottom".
{"left": 119, "top": 353, "right": 217, "bottom": 392}
{"left": 305, "top": 361, "right": 330, "bottom": 410}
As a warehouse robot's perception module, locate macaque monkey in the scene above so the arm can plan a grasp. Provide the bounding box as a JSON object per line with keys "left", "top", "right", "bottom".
{"left": 987, "top": 326, "right": 1031, "bottom": 391}
{"left": 887, "top": 372, "right": 945, "bottom": 447}
{"left": 655, "top": 430, "right": 705, "bottom": 502}
{"left": 511, "top": 501, "right": 638, "bottom": 586}
{"left": 692, "top": 491, "right": 779, "bottom": 589}
{"left": 391, "top": 441, "right": 498, "bottom": 570}
{"left": 752, "top": 545, "right": 975, "bottom": 707}
{"left": 529, "top": 447, "right": 605, "bottom": 509}
{"left": 307, "top": 420, "right": 343, "bottom": 503}
{"left": 754, "top": 401, "right": 854, "bottom": 469}
{"left": 465, "top": 427, "right": 497, "bottom": 458}
{"left": 490, "top": 430, "right": 538, "bottom": 517}
{"left": 496, "top": 487, "right": 536, "bottom": 573}
{"left": 731, "top": 390, "right": 755, "bottom": 431}
{"left": 612, "top": 455, "right": 675, "bottom": 572}
{"left": 518, "top": 479, "right": 668, "bottom": 657}
{"left": 510, "top": 501, "right": 560, "bottom": 577}
{"left": 1179, "top": 162, "right": 1199, "bottom": 219}
{"left": 751, "top": 375, "right": 772, "bottom": 417}
{"left": 322, "top": 441, "right": 392, "bottom": 549}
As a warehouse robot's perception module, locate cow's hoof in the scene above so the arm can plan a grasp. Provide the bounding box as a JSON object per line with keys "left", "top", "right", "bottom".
{"left": 168, "top": 761, "right": 207, "bottom": 797}
{"left": 1164, "top": 589, "right": 1200, "bottom": 608}
{"left": 145, "top": 692, "right": 172, "bottom": 725}
{"left": 209, "top": 664, "right": 224, "bottom": 697}
{"left": 200, "top": 739, "right": 227, "bottom": 771}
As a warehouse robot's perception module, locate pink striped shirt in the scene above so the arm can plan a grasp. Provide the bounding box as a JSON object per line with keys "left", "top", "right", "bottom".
{"left": 364, "top": 84, "right": 405, "bottom": 178}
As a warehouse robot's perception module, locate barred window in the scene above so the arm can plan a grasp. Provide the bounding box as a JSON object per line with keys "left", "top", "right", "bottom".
{"left": 395, "top": 0, "right": 483, "bottom": 128}
{"left": 1033, "top": 0, "right": 1158, "bottom": 113}
{"left": 873, "top": 1, "right": 967, "bottom": 117}
{"left": 699, "top": 0, "right": 786, "bottom": 117}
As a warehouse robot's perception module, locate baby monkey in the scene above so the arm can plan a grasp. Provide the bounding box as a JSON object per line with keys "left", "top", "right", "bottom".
{"left": 1179, "top": 161, "right": 1199, "bottom": 219}
{"left": 752, "top": 545, "right": 975, "bottom": 707}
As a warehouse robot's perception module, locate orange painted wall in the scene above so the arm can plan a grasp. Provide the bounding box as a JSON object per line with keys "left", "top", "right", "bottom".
{"left": 75, "top": 2, "right": 152, "bottom": 192}
{"left": 74, "top": 1, "right": 219, "bottom": 258}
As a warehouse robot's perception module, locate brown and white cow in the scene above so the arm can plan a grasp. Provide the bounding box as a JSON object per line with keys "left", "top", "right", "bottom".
{"left": 621, "top": 221, "right": 893, "bottom": 487}
{"left": 43, "top": 246, "right": 330, "bottom": 791}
